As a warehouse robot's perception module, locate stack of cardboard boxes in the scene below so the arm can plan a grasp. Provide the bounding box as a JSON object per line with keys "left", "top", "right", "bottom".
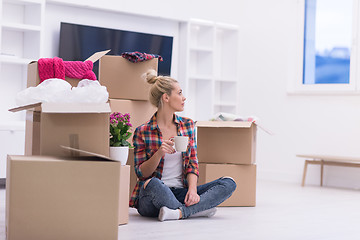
{"left": 5, "top": 48, "right": 256, "bottom": 239}
{"left": 5, "top": 50, "right": 158, "bottom": 240}
{"left": 196, "top": 121, "right": 257, "bottom": 207}
{"left": 98, "top": 55, "right": 158, "bottom": 198}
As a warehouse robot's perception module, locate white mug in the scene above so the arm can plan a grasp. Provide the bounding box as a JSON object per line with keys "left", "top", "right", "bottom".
{"left": 172, "top": 136, "right": 189, "bottom": 152}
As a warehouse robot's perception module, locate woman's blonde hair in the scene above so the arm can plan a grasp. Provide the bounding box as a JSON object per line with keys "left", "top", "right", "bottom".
{"left": 145, "top": 69, "right": 178, "bottom": 108}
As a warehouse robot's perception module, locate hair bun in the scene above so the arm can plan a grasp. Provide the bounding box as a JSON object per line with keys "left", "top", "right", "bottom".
{"left": 145, "top": 69, "right": 158, "bottom": 84}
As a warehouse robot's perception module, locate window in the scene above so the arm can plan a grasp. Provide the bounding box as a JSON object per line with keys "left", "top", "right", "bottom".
{"left": 303, "top": 0, "right": 352, "bottom": 85}
{"left": 289, "top": 0, "right": 360, "bottom": 94}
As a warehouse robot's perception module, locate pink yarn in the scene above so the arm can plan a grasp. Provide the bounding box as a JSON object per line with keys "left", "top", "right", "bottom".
{"left": 38, "top": 57, "right": 65, "bottom": 83}
{"left": 37, "top": 58, "right": 96, "bottom": 83}
{"left": 54, "top": 57, "right": 65, "bottom": 80}
{"left": 64, "top": 60, "right": 96, "bottom": 80}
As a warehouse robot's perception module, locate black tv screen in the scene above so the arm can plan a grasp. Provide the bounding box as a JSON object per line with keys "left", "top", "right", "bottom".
{"left": 59, "top": 22, "right": 173, "bottom": 78}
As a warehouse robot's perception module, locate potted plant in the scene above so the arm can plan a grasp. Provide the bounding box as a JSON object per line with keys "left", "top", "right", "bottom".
{"left": 109, "top": 112, "right": 132, "bottom": 165}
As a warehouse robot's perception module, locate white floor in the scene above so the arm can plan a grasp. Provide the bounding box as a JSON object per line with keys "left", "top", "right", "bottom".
{"left": 1, "top": 180, "right": 360, "bottom": 240}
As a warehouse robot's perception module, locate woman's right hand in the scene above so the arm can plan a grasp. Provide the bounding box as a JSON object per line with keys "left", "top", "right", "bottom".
{"left": 139, "top": 138, "right": 175, "bottom": 178}
{"left": 158, "top": 139, "right": 175, "bottom": 157}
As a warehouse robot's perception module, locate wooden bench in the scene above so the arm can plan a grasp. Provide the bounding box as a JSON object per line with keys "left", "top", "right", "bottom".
{"left": 297, "top": 154, "right": 360, "bottom": 187}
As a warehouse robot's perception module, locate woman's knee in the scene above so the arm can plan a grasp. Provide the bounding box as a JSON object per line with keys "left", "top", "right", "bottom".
{"left": 143, "top": 177, "right": 162, "bottom": 190}
{"left": 221, "top": 176, "right": 237, "bottom": 192}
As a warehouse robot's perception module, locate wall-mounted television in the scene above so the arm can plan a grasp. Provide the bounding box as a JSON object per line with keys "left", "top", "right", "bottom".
{"left": 59, "top": 22, "right": 173, "bottom": 78}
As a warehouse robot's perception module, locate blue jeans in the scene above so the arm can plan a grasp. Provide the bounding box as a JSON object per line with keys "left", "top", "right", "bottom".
{"left": 137, "top": 177, "right": 237, "bottom": 219}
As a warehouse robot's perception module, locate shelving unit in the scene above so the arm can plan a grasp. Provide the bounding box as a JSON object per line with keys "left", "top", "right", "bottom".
{"left": 179, "top": 19, "right": 239, "bottom": 121}
{"left": 0, "top": 0, "right": 44, "bottom": 63}
{"left": 0, "top": 0, "right": 44, "bottom": 178}
{"left": 0, "top": 0, "right": 44, "bottom": 120}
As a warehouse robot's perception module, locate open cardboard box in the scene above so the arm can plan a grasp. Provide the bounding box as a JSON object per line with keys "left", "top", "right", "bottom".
{"left": 196, "top": 121, "right": 257, "bottom": 165}
{"left": 9, "top": 102, "right": 111, "bottom": 157}
{"left": 6, "top": 153, "right": 123, "bottom": 240}
{"left": 27, "top": 50, "right": 110, "bottom": 88}
{"left": 99, "top": 55, "right": 158, "bottom": 100}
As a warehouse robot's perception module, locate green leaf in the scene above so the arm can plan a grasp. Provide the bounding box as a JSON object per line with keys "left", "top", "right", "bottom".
{"left": 123, "top": 140, "right": 132, "bottom": 147}
{"left": 117, "top": 121, "right": 124, "bottom": 129}
{"left": 123, "top": 132, "right": 131, "bottom": 140}
{"left": 114, "top": 128, "right": 120, "bottom": 135}
{"left": 120, "top": 125, "right": 129, "bottom": 135}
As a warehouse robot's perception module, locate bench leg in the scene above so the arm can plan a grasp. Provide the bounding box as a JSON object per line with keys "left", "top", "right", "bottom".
{"left": 301, "top": 160, "right": 309, "bottom": 187}
{"left": 320, "top": 160, "right": 324, "bottom": 187}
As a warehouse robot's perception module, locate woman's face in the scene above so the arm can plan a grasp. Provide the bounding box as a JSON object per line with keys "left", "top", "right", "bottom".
{"left": 168, "top": 82, "right": 186, "bottom": 112}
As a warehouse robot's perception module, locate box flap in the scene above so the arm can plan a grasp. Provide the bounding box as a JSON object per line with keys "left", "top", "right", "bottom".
{"left": 41, "top": 102, "right": 111, "bottom": 113}
{"left": 9, "top": 102, "right": 111, "bottom": 113}
{"left": 86, "top": 50, "right": 111, "bottom": 62}
{"left": 61, "top": 146, "right": 113, "bottom": 161}
{"left": 255, "top": 122, "right": 274, "bottom": 135}
{"left": 196, "top": 121, "right": 253, "bottom": 128}
{"left": 8, "top": 102, "right": 42, "bottom": 113}
{"left": 196, "top": 120, "right": 274, "bottom": 135}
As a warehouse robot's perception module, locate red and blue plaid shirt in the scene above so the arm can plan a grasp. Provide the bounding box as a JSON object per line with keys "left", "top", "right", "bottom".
{"left": 129, "top": 113, "right": 199, "bottom": 208}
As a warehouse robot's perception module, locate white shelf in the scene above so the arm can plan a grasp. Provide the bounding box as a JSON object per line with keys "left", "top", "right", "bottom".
{"left": 2, "top": 22, "right": 41, "bottom": 31}
{"left": 189, "top": 75, "right": 213, "bottom": 81}
{"left": 214, "top": 77, "right": 238, "bottom": 82}
{"left": 189, "top": 47, "right": 213, "bottom": 53}
{"left": 0, "top": 55, "right": 33, "bottom": 64}
{"left": 4, "top": 0, "right": 43, "bottom": 4}
{"left": 214, "top": 101, "right": 237, "bottom": 107}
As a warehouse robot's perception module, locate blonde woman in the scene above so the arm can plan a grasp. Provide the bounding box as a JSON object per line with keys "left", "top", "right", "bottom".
{"left": 129, "top": 70, "right": 236, "bottom": 221}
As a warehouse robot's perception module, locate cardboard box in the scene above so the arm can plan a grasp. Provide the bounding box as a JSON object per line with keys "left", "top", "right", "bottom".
{"left": 27, "top": 50, "right": 110, "bottom": 88}
{"left": 99, "top": 56, "right": 158, "bottom": 100}
{"left": 196, "top": 121, "right": 257, "bottom": 165}
{"left": 118, "top": 164, "right": 130, "bottom": 225}
{"left": 10, "top": 102, "right": 111, "bottom": 157}
{"left": 109, "top": 99, "right": 157, "bottom": 134}
{"left": 6, "top": 154, "right": 121, "bottom": 240}
{"left": 198, "top": 163, "right": 256, "bottom": 207}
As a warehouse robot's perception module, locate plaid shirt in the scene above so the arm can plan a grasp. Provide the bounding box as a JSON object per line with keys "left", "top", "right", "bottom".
{"left": 129, "top": 113, "right": 199, "bottom": 208}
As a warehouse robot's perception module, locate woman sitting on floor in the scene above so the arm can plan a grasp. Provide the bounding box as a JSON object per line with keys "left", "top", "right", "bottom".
{"left": 129, "top": 69, "right": 236, "bottom": 221}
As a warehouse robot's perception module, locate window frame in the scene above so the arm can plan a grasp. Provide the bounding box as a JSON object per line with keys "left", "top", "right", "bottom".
{"left": 287, "top": 0, "right": 360, "bottom": 95}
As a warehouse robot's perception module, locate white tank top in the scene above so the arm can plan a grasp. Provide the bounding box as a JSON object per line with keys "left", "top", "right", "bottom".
{"left": 162, "top": 152, "right": 183, "bottom": 188}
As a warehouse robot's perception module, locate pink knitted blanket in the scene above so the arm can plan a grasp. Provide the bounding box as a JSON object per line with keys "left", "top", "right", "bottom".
{"left": 38, "top": 57, "right": 96, "bottom": 83}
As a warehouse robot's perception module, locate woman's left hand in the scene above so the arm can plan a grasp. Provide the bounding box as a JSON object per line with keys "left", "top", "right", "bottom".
{"left": 184, "top": 188, "right": 200, "bottom": 207}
